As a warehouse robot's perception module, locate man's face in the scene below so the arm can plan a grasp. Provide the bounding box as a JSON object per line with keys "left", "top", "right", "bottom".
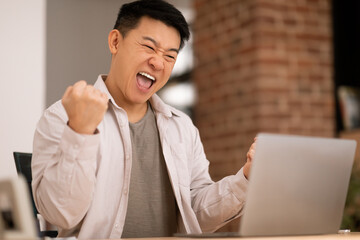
{"left": 107, "top": 16, "right": 180, "bottom": 107}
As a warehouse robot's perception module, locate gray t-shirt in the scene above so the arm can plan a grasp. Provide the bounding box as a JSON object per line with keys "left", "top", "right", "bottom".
{"left": 122, "top": 103, "right": 177, "bottom": 238}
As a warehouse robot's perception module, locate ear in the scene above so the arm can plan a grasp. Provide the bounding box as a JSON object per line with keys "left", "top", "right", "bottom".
{"left": 108, "top": 29, "right": 122, "bottom": 54}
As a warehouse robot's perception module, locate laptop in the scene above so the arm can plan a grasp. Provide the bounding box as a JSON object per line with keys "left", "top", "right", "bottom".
{"left": 239, "top": 133, "right": 356, "bottom": 237}
{"left": 176, "top": 133, "right": 357, "bottom": 238}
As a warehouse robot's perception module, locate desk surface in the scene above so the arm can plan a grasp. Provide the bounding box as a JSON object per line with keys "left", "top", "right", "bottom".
{"left": 116, "top": 233, "right": 360, "bottom": 240}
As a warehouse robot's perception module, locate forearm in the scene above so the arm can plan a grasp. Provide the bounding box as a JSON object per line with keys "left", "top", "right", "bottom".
{"left": 32, "top": 125, "right": 99, "bottom": 229}
{"left": 191, "top": 168, "right": 248, "bottom": 232}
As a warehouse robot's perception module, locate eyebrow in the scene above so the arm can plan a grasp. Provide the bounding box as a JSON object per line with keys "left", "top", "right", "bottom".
{"left": 142, "top": 36, "right": 179, "bottom": 54}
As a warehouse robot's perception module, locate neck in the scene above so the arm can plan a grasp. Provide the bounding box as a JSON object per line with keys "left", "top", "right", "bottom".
{"left": 104, "top": 74, "right": 149, "bottom": 123}
{"left": 125, "top": 102, "right": 148, "bottom": 123}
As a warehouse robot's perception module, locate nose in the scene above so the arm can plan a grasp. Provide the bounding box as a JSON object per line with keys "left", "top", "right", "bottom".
{"left": 148, "top": 54, "right": 164, "bottom": 71}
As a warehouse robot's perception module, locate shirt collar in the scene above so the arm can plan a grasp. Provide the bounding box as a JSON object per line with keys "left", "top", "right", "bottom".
{"left": 94, "top": 75, "right": 116, "bottom": 105}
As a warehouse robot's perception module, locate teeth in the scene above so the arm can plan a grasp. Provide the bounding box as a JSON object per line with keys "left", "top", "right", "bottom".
{"left": 139, "top": 72, "right": 155, "bottom": 81}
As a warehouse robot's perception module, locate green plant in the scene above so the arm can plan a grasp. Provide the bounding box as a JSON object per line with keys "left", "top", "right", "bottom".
{"left": 341, "top": 167, "right": 360, "bottom": 230}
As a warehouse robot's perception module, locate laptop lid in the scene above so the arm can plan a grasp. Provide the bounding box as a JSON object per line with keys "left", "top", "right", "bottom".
{"left": 239, "top": 133, "right": 357, "bottom": 237}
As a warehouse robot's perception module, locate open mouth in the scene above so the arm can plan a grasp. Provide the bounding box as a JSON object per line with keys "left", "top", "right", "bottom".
{"left": 136, "top": 72, "right": 156, "bottom": 89}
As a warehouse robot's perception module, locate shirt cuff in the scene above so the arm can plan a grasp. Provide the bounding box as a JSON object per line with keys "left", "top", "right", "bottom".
{"left": 228, "top": 167, "right": 249, "bottom": 202}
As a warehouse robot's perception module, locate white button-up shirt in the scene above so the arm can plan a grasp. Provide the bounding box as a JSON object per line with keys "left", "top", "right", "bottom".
{"left": 32, "top": 75, "right": 249, "bottom": 239}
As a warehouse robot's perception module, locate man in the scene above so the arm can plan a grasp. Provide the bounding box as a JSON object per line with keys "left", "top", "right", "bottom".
{"left": 32, "top": 0, "right": 256, "bottom": 239}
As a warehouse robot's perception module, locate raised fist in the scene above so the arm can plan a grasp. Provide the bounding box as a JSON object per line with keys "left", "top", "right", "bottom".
{"left": 61, "top": 80, "right": 108, "bottom": 134}
{"left": 243, "top": 138, "right": 257, "bottom": 179}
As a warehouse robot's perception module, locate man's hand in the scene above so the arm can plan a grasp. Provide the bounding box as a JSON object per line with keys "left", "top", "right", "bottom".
{"left": 243, "top": 138, "right": 257, "bottom": 179}
{"left": 61, "top": 80, "right": 108, "bottom": 134}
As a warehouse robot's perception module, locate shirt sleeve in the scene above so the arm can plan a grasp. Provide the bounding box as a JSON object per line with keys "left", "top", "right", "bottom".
{"left": 189, "top": 126, "right": 249, "bottom": 233}
{"left": 32, "top": 102, "right": 100, "bottom": 230}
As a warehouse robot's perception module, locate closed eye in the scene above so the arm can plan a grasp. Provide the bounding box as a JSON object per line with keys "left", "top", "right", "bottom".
{"left": 143, "top": 45, "right": 155, "bottom": 51}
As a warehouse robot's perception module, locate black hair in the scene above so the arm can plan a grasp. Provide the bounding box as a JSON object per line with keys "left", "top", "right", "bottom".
{"left": 113, "top": 0, "right": 190, "bottom": 50}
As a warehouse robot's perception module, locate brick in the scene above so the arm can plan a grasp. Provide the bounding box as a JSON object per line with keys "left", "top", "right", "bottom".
{"left": 193, "top": 0, "right": 333, "bottom": 231}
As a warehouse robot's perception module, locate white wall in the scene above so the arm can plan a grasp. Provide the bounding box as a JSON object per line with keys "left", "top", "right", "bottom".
{"left": 0, "top": 0, "right": 46, "bottom": 179}
{"left": 46, "top": 0, "right": 124, "bottom": 106}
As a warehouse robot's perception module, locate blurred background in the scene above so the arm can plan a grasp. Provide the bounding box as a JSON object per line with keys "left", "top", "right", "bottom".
{"left": 1, "top": 0, "right": 360, "bottom": 232}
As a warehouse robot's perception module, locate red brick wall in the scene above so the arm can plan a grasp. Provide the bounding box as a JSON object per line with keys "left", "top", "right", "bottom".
{"left": 192, "top": 0, "right": 334, "bottom": 231}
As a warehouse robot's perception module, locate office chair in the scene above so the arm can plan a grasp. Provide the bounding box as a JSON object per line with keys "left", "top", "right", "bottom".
{"left": 13, "top": 152, "right": 58, "bottom": 238}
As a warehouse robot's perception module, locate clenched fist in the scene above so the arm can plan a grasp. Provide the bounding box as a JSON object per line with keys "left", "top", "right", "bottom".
{"left": 62, "top": 80, "right": 108, "bottom": 134}
{"left": 243, "top": 137, "right": 257, "bottom": 179}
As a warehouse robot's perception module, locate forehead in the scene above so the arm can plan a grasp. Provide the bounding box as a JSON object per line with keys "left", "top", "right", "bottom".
{"left": 131, "top": 16, "right": 181, "bottom": 49}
